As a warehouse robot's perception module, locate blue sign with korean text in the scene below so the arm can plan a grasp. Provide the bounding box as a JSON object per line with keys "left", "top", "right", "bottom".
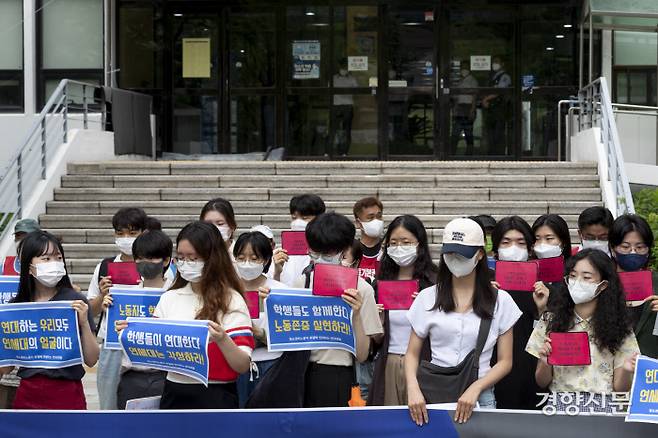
{"left": 0, "top": 276, "right": 19, "bottom": 304}
{"left": 627, "top": 355, "right": 658, "bottom": 424}
{"left": 0, "top": 301, "right": 82, "bottom": 368}
{"left": 103, "top": 287, "right": 164, "bottom": 350}
{"left": 292, "top": 40, "right": 321, "bottom": 80}
{"left": 265, "top": 290, "right": 355, "bottom": 355}
{"left": 120, "top": 317, "right": 210, "bottom": 385}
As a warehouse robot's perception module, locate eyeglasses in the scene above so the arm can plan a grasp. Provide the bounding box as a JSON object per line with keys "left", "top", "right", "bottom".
{"left": 173, "top": 256, "right": 201, "bottom": 264}
{"left": 615, "top": 243, "right": 649, "bottom": 255}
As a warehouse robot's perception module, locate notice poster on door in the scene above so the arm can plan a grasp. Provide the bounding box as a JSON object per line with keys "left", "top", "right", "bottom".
{"left": 292, "top": 40, "right": 321, "bottom": 79}
{"left": 182, "top": 38, "right": 211, "bottom": 78}
{"left": 348, "top": 56, "right": 368, "bottom": 71}
{"left": 470, "top": 55, "right": 491, "bottom": 71}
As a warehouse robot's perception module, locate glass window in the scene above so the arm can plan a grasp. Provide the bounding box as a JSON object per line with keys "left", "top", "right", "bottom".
{"left": 41, "top": 0, "right": 103, "bottom": 69}
{"left": 0, "top": 0, "right": 22, "bottom": 70}
{"left": 520, "top": 94, "right": 562, "bottom": 158}
{"left": 286, "top": 6, "right": 330, "bottom": 87}
{"left": 614, "top": 31, "right": 657, "bottom": 66}
{"left": 520, "top": 6, "right": 576, "bottom": 86}
{"left": 629, "top": 71, "right": 648, "bottom": 104}
{"left": 172, "top": 14, "right": 219, "bottom": 90}
{"left": 333, "top": 6, "right": 377, "bottom": 88}
{"left": 388, "top": 91, "right": 434, "bottom": 155}
{"left": 119, "top": 5, "right": 163, "bottom": 89}
{"left": 229, "top": 11, "right": 276, "bottom": 88}
{"left": 230, "top": 95, "right": 275, "bottom": 153}
{"left": 286, "top": 94, "right": 329, "bottom": 156}
{"left": 173, "top": 94, "right": 218, "bottom": 155}
{"left": 331, "top": 94, "right": 377, "bottom": 156}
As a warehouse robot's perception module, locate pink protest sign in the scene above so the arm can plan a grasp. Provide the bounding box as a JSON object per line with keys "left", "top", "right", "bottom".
{"left": 548, "top": 332, "right": 591, "bottom": 366}
{"left": 378, "top": 280, "right": 419, "bottom": 310}
{"left": 537, "top": 256, "right": 565, "bottom": 283}
{"left": 312, "top": 263, "right": 359, "bottom": 297}
{"left": 281, "top": 231, "right": 309, "bottom": 256}
{"left": 107, "top": 262, "right": 141, "bottom": 285}
{"left": 495, "top": 261, "right": 538, "bottom": 292}
{"left": 620, "top": 271, "right": 654, "bottom": 301}
{"left": 244, "top": 291, "right": 260, "bottom": 319}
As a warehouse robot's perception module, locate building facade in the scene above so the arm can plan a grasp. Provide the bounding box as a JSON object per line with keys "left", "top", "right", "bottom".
{"left": 0, "top": 0, "right": 655, "bottom": 161}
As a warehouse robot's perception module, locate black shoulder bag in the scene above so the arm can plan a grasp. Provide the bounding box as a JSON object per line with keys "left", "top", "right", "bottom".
{"left": 416, "top": 314, "right": 493, "bottom": 404}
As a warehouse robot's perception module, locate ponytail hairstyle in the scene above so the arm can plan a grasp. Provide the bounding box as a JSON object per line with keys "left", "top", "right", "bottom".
{"left": 170, "top": 221, "right": 244, "bottom": 322}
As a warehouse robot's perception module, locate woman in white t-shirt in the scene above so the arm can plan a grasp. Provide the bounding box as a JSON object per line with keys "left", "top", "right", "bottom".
{"left": 369, "top": 215, "right": 439, "bottom": 406}
{"left": 232, "top": 231, "right": 288, "bottom": 407}
{"left": 405, "top": 218, "right": 522, "bottom": 425}
{"left": 121, "top": 221, "right": 254, "bottom": 409}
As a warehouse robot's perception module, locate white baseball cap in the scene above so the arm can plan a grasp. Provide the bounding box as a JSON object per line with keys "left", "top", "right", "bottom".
{"left": 250, "top": 225, "right": 274, "bottom": 240}
{"left": 442, "top": 217, "right": 485, "bottom": 258}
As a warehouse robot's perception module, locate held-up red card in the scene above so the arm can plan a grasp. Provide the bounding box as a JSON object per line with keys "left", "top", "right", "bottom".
{"left": 495, "top": 261, "right": 538, "bottom": 291}
{"left": 378, "top": 280, "right": 419, "bottom": 310}
{"left": 244, "top": 291, "right": 260, "bottom": 319}
{"left": 281, "top": 231, "right": 309, "bottom": 256}
{"left": 548, "top": 332, "right": 591, "bottom": 366}
{"left": 107, "top": 262, "right": 141, "bottom": 285}
{"left": 312, "top": 263, "right": 359, "bottom": 297}
{"left": 619, "top": 271, "right": 654, "bottom": 301}
{"left": 537, "top": 256, "right": 565, "bottom": 283}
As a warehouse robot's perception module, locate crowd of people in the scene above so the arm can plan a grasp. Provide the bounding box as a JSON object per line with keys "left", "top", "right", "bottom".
{"left": 0, "top": 193, "right": 656, "bottom": 424}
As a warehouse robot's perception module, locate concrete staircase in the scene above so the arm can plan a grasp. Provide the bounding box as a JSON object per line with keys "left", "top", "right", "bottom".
{"left": 40, "top": 161, "right": 602, "bottom": 289}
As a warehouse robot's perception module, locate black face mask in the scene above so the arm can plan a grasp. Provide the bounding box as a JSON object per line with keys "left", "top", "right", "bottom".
{"left": 136, "top": 261, "right": 165, "bottom": 280}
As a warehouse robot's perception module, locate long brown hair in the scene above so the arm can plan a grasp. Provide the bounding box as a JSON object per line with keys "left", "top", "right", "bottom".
{"left": 171, "top": 221, "right": 244, "bottom": 322}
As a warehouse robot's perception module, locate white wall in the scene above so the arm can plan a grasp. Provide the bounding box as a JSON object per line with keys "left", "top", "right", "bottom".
{"left": 615, "top": 112, "right": 658, "bottom": 166}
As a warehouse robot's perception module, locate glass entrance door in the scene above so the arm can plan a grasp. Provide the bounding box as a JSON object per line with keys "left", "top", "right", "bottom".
{"left": 171, "top": 10, "right": 220, "bottom": 155}
{"left": 384, "top": 6, "right": 437, "bottom": 157}
{"left": 440, "top": 5, "right": 515, "bottom": 159}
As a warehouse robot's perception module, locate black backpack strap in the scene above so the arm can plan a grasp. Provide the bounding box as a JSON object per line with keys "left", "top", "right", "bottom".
{"left": 95, "top": 257, "right": 116, "bottom": 336}
{"left": 473, "top": 292, "right": 498, "bottom": 364}
{"left": 302, "top": 263, "right": 314, "bottom": 289}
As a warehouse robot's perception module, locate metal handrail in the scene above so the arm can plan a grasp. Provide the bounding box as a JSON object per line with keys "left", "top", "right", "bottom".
{"left": 0, "top": 79, "right": 106, "bottom": 241}
{"left": 577, "top": 77, "right": 635, "bottom": 216}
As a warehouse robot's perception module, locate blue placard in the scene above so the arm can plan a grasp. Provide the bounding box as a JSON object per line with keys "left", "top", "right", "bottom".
{"left": 265, "top": 290, "right": 355, "bottom": 355}
{"left": 120, "top": 317, "right": 210, "bottom": 385}
{"left": 0, "top": 301, "right": 82, "bottom": 368}
{"left": 627, "top": 355, "right": 658, "bottom": 424}
{"left": 0, "top": 277, "right": 20, "bottom": 304}
{"left": 103, "top": 287, "right": 164, "bottom": 350}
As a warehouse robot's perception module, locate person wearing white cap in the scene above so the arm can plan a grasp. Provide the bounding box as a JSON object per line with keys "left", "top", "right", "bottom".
{"left": 250, "top": 225, "right": 275, "bottom": 249}
{"left": 405, "top": 217, "right": 522, "bottom": 425}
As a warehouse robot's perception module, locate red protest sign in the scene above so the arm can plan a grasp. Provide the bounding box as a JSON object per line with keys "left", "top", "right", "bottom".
{"left": 378, "top": 280, "right": 419, "bottom": 310}
{"left": 107, "top": 262, "right": 141, "bottom": 285}
{"left": 244, "top": 291, "right": 260, "bottom": 319}
{"left": 495, "top": 261, "right": 538, "bottom": 291}
{"left": 281, "top": 231, "right": 309, "bottom": 256}
{"left": 312, "top": 263, "right": 359, "bottom": 297}
{"left": 537, "top": 256, "right": 565, "bottom": 283}
{"left": 619, "top": 271, "right": 654, "bottom": 301}
{"left": 548, "top": 332, "right": 591, "bottom": 366}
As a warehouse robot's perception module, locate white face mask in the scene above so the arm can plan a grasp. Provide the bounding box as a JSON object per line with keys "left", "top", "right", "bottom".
{"left": 175, "top": 260, "right": 205, "bottom": 283}
{"left": 236, "top": 260, "right": 264, "bottom": 281}
{"left": 216, "top": 225, "right": 232, "bottom": 242}
{"left": 498, "top": 245, "right": 529, "bottom": 262}
{"left": 567, "top": 278, "right": 604, "bottom": 305}
{"left": 290, "top": 219, "right": 308, "bottom": 232}
{"left": 581, "top": 240, "right": 610, "bottom": 256}
{"left": 310, "top": 251, "right": 343, "bottom": 266}
{"left": 386, "top": 245, "right": 418, "bottom": 267}
{"left": 443, "top": 253, "right": 479, "bottom": 278}
{"left": 115, "top": 237, "right": 136, "bottom": 255}
{"left": 32, "top": 261, "right": 66, "bottom": 287}
{"left": 360, "top": 219, "right": 384, "bottom": 238}
{"left": 492, "top": 62, "right": 501, "bottom": 71}
{"left": 534, "top": 243, "right": 562, "bottom": 259}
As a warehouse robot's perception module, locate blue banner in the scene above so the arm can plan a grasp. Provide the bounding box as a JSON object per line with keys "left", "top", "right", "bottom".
{"left": 120, "top": 317, "right": 210, "bottom": 385}
{"left": 0, "top": 276, "right": 19, "bottom": 304}
{"left": 265, "top": 290, "right": 355, "bottom": 355}
{"left": 103, "top": 287, "right": 164, "bottom": 350}
{"left": 627, "top": 355, "right": 658, "bottom": 424}
{"left": 0, "top": 301, "right": 82, "bottom": 368}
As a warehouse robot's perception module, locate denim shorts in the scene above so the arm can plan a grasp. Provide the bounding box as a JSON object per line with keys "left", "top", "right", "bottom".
{"left": 477, "top": 387, "right": 497, "bottom": 409}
